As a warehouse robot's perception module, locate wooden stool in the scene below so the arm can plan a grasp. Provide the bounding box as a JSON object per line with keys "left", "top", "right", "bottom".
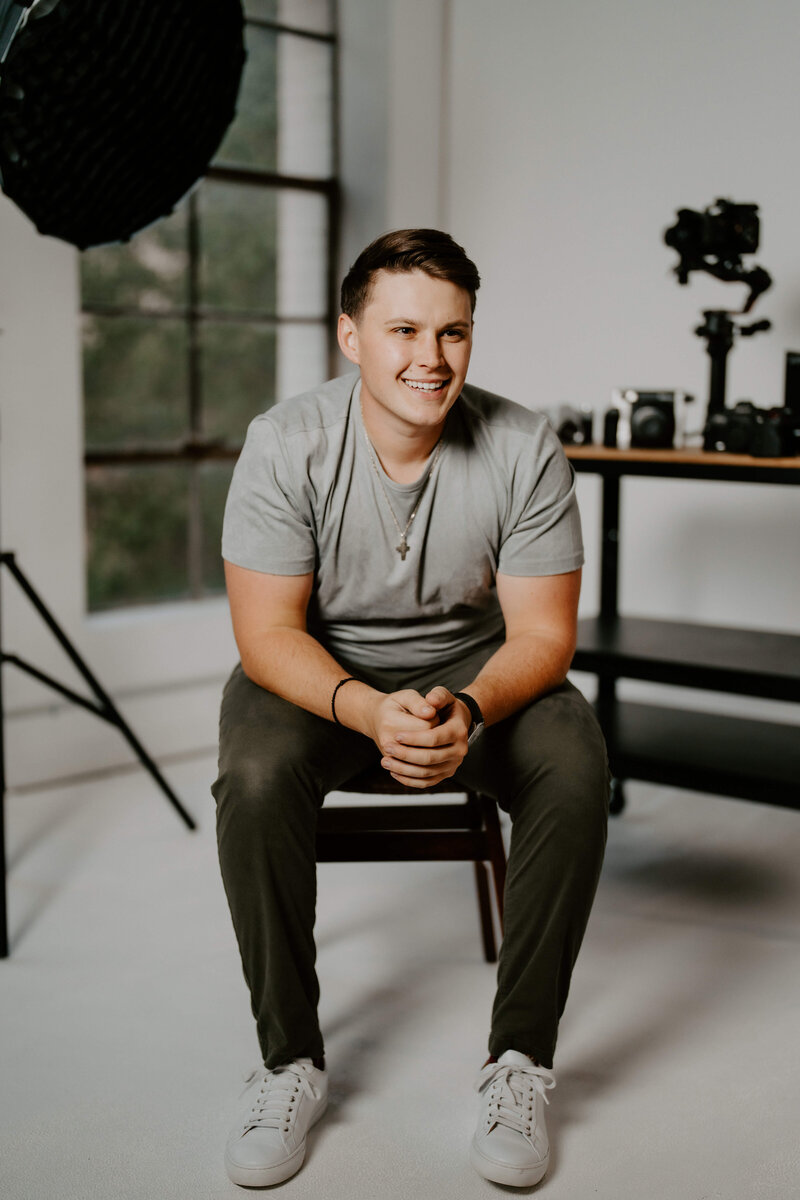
{"left": 316, "top": 766, "right": 507, "bottom": 962}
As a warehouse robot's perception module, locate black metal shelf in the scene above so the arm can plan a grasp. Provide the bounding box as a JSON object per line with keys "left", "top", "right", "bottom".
{"left": 565, "top": 447, "right": 800, "bottom": 811}
{"left": 574, "top": 616, "right": 800, "bottom": 702}
{"left": 608, "top": 701, "right": 800, "bottom": 810}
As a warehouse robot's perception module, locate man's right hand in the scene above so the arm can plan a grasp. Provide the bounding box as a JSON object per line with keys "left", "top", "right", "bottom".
{"left": 357, "top": 689, "right": 474, "bottom": 789}
{"left": 361, "top": 691, "right": 440, "bottom": 759}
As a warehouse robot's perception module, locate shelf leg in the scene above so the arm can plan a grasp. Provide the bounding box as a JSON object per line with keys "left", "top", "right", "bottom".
{"left": 600, "top": 471, "right": 620, "bottom": 620}
{"left": 598, "top": 471, "right": 624, "bottom": 815}
{"left": 609, "top": 777, "right": 626, "bottom": 816}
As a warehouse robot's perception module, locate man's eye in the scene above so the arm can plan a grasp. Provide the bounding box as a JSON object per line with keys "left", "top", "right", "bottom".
{"left": 394, "top": 327, "right": 414, "bottom": 335}
{"left": 443, "top": 329, "right": 465, "bottom": 339}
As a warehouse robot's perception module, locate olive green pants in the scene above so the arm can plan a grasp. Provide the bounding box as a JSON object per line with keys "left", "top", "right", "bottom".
{"left": 212, "top": 646, "right": 609, "bottom": 1071}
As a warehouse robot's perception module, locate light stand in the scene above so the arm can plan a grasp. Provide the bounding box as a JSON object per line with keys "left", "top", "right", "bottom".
{"left": 0, "top": 0, "right": 248, "bottom": 955}
{"left": 0, "top": 552, "right": 196, "bottom": 958}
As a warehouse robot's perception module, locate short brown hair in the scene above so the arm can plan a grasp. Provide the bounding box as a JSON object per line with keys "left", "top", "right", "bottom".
{"left": 340, "top": 228, "right": 481, "bottom": 321}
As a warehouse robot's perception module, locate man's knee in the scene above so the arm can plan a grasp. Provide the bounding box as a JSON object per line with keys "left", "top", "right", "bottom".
{"left": 214, "top": 747, "right": 318, "bottom": 828}
{"left": 507, "top": 685, "right": 610, "bottom": 826}
{"left": 213, "top": 752, "right": 283, "bottom": 810}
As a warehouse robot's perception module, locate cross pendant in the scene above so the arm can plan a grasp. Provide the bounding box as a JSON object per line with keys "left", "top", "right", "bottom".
{"left": 396, "top": 536, "right": 409, "bottom": 560}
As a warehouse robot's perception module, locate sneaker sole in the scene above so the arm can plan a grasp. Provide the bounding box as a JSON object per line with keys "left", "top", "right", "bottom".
{"left": 470, "top": 1138, "right": 549, "bottom": 1188}
{"left": 225, "top": 1098, "right": 328, "bottom": 1188}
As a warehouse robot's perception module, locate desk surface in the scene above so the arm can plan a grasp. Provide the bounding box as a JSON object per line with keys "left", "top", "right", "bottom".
{"left": 564, "top": 445, "right": 800, "bottom": 482}
{"left": 565, "top": 445, "right": 798, "bottom": 468}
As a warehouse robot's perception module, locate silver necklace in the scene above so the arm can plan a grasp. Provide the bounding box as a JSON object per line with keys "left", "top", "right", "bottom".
{"left": 361, "top": 411, "right": 444, "bottom": 561}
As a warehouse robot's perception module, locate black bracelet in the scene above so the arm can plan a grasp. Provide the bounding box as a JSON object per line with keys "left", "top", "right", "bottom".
{"left": 331, "top": 676, "right": 358, "bottom": 725}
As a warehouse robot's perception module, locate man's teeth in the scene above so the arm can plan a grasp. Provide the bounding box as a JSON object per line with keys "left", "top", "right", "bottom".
{"left": 402, "top": 379, "right": 447, "bottom": 391}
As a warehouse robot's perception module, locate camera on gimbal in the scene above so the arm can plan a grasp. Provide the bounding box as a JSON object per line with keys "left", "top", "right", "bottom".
{"left": 664, "top": 197, "right": 783, "bottom": 455}
{"left": 664, "top": 199, "right": 763, "bottom": 287}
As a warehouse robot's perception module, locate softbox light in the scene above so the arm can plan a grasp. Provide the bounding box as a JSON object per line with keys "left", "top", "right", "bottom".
{"left": 0, "top": 0, "right": 245, "bottom": 248}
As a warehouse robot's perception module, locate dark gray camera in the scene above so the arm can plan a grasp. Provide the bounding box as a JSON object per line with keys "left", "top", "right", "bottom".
{"left": 703, "top": 400, "right": 799, "bottom": 457}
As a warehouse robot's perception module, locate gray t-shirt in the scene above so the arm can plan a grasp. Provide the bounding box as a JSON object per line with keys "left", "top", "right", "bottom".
{"left": 222, "top": 372, "right": 583, "bottom": 675}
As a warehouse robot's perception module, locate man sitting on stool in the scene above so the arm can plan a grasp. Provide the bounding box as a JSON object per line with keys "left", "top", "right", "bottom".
{"left": 213, "top": 228, "right": 609, "bottom": 1189}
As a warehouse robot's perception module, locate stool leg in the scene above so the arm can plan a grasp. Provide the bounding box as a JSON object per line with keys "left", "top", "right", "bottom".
{"left": 473, "top": 861, "right": 497, "bottom": 963}
{"left": 480, "top": 793, "right": 507, "bottom": 928}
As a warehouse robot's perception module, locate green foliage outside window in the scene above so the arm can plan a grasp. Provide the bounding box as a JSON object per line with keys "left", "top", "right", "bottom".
{"left": 198, "top": 182, "right": 278, "bottom": 313}
{"left": 86, "top": 466, "right": 192, "bottom": 608}
{"left": 83, "top": 317, "right": 190, "bottom": 447}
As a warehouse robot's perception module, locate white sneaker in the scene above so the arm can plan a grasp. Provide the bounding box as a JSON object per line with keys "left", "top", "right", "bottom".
{"left": 471, "top": 1050, "right": 556, "bottom": 1188}
{"left": 225, "top": 1059, "right": 328, "bottom": 1188}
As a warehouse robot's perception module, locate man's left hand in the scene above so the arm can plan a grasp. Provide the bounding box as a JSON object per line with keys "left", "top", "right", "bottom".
{"left": 379, "top": 686, "right": 471, "bottom": 788}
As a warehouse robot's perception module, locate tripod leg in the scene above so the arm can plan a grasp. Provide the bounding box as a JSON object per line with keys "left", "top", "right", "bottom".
{"left": 2, "top": 553, "right": 196, "bottom": 831}
{"left": 1, "top": 732, "right": 7, "bottom": 959}
{"left": 1, "top": 569, "right": 7, "bottom": 956}
{"left": 105, "top": 712, "right": 196, "bottom": 830}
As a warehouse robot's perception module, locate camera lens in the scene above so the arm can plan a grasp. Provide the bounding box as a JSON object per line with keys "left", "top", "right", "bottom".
{"left": 629, "top": 399, "right": 675, "bottom": 449}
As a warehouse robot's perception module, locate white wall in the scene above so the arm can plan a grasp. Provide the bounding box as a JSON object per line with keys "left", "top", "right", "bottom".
{"left": 338, "top": 0, "right": 449, "bottom": 268}
{"left": 445, "top": 0, "right": 800, "bottom": 662}
{"left": 337, "top": 0, "right": 390, "bottom": 271}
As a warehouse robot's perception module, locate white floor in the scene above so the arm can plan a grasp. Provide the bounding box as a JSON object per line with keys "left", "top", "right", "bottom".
{"left": 1, "top": 759, "right": 799, "bottom": 1200}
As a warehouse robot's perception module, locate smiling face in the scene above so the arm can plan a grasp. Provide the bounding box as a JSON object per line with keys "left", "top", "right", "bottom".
{"left": 337, "top": 268, "right": 473, "bottom": 449}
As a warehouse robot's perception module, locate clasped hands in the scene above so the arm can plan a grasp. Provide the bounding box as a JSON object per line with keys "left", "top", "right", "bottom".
{"left": 367, "top": 686, "right": 471, "bottom": 789}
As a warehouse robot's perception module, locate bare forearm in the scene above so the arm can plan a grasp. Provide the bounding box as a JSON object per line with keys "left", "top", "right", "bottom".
{"left": 460, "top": 632, "right": 574, "bottom": 727}
{"left": 238, "top": 627, "right": 381, "bottom": 734}
{"left": 225, "top": 562, "right": 440, "bottom": 752}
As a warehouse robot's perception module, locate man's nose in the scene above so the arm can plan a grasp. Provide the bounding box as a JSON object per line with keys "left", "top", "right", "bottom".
{"left": 415, "top": 331, "right": 444, "bottom": 367}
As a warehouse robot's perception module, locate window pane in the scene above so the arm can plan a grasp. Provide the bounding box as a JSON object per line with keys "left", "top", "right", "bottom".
{"left": 86, "top": 466, "right": 190, "bottom": 609}
{"left": 80, "top": 207, "right": 188, "bottom": 311}
{"left": 83, "top": 316, "right": 189, "bottom": 447}
{"left": 276, "top": 189, "right": 328, "bottom": 317}
{"left": 199, "top": 183, "right": 327, "bottom": 318}
{"left": 280, "top": 0, "right": 333, "bottom": 33}
{"left": 245, "top": 1, "right": 334, "bottom": 35}
{"left": 82, "top": 3, "right": 336, "bottom": 614}
{"left": 276, "top": 322, "right": 329, "bottom": 400}
{"left": 201, "top": 322, "right": 277, "bottom": 443}
{"left": 244, "top": 0, "right": 277, "bottom": 21}
{"left": 200, "top": 461, "right": 236, "bottom": 593}
{"left": 277, "top": 35, "right": 333, "bottom": 177}
{"left": 216, "top": 27, "right": 333, "bottom": 178}
{"left": 198, "top": 181, "right": 277, "bottom": 313}
{"left": 244, "top": 0, "right": 269, "bottom": 15}
{"left": 216, "top": 24, "right": 277, "bottom": 171}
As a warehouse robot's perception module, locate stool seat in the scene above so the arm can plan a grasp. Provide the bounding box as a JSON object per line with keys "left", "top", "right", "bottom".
{"left": 317, "top": 766, "right": 507, "bottom": 962}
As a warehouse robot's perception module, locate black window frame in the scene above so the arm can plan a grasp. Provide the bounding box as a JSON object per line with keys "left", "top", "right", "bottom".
{"left": 82, "top": 5, "right": 340, "bottom": 608}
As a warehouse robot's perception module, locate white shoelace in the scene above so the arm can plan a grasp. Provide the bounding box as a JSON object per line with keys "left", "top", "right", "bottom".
{"left": 476, "top": 1060, "right": 556, "bottom": 1137}
{"left": 240, "top": 1061, "right": 323, "bottom": 1135}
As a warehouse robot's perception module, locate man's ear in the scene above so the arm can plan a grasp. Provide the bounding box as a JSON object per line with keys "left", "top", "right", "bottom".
{"left": 337, "top": 312, "right": 360, "bottom": 365}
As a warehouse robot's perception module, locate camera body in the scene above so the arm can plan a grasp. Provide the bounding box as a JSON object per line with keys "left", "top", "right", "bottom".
{"left": 554, "top": 405, "right": 594, "bottom": 446}
{"left": 629, "top": 393, "right": 676, "bottom": 449}
{"left": 703, "top": 400, "right": 800, "bottom": 457}
{"left": 604, "top": 390, "right": 682, "bottom": 449}
{"left": 664, "top": 199, "right": 760, "bottom": 283}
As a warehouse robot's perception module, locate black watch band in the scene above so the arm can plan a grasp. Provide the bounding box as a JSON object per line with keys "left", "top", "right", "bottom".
{"left": 452, "top": 691, "right": 485, "bottom": 744}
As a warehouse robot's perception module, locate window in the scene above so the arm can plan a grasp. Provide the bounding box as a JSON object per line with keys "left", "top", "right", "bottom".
{"left": 81, "top": 0, "right": 338, "bottom": 610}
